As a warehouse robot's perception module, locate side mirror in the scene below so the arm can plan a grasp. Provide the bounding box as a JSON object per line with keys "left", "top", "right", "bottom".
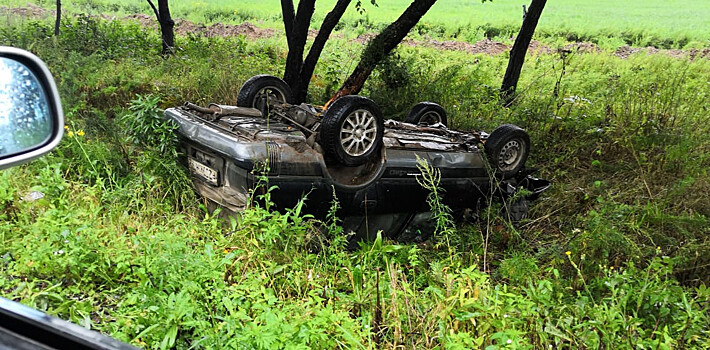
{"left": 0, "top": 46, "right": 63, "bottom": 170}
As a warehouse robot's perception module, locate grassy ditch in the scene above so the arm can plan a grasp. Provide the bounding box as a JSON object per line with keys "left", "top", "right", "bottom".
{"left": 0, "top": 15, "right": 709, "bottom": 349}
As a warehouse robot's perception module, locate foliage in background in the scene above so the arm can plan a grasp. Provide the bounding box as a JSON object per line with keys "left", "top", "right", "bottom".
{"left": 0, "top": 12, "right": 709, "bottom": 349}
{"left": 4, "top": 0, "right": 710, "bottom": 49}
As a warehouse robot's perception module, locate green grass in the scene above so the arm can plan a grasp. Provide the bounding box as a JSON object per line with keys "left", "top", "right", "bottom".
{"left": 6, "top": 0, "right": 710, "bottom": 48}
{"left": 1, "top": 11, "right": 709, "bottom": 349}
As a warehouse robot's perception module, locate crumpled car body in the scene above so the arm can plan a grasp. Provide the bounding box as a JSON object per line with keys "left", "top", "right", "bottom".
{"left": 164, "top": 99, "right": 550, "bottom": 240}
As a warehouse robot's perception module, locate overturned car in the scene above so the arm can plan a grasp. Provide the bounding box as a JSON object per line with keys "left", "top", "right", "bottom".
{"left": 164, "top": 75, "right": 549, "bottom": 240}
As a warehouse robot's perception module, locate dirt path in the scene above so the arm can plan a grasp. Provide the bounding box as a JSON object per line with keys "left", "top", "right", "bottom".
{"left": 114, "top": 15, "right": 710, "bottom": 59}
{"left": 3, "top": 5, "right": 709, "bottom": 60}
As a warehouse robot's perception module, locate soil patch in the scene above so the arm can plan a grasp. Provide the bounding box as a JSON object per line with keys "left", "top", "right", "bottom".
{"left": 0, "top": 3, "right": 53, "bottom": 17}
{"left": 121, "top": 14, "right": 275, "bottom": 40}
{"left": 564, "top": 42, "right": 601, "bottom": 54}
{"left": 614, "top": 45, "right": 710, "bottom": 60}
{"left": 528, "top": 40, "right": 555, "bottom": 55}
{"left": 614, "top": 45, "right": 646, "bottom": 59}
{"left": 425, "top": 38, "right": 510, "bottom": 55}
{"left": 174, "top": 21, "right": 275, "bottom": 39}
{"left": 121, "top": 13, "right": 155, "bottom": 28}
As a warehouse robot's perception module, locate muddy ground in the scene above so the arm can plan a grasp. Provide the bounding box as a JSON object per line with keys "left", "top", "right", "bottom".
{"left": 2, "top": 4, "right": 709, "bottom": 60}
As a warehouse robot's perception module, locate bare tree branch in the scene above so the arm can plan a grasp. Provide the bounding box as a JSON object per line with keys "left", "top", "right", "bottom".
{"left": 157, "top": 0, "right": 175, "bottom": 55}
{"left": 304, "top": 0, "right": 350, "bottom": 70}
{"left": 281, "top": 0, "right": 296, "bottom": 47}
{"left": 283, "top": 0, "right": 316, "bottom": 93}
{"left": 329, "top": 0, "right": 437, "bottom": 104}
{"left": 501, "top": 0, "right": 547, "bottom": 106}
{"left": 294, "top": 0, "right": 351, "bottom": 101}
{"left": 293, "top": 0, "right": 316, "bottom": 42}
{"left": 54, "top": 0, "right": 61, "bottom": 36}
{"left": 146, "top": 0, "right": 160, "bottom": 21}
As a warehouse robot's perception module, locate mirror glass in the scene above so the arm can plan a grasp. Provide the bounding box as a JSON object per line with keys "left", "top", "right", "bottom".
{"left": 0, "top": 57, "right": 52, "bottom": 157}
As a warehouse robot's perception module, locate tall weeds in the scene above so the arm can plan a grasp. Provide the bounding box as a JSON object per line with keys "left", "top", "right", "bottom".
{"left": 0, "top": 15, "right": 708, "bottom": 349}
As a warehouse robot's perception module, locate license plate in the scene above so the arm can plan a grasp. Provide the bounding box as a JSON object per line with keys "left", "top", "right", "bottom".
{"left": 188, "top": 158, "right": 218, "bottom": 185}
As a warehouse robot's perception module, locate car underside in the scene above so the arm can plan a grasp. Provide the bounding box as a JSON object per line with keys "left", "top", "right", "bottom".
{"left": 164, "top": 75, "right": 550, "bottom": 240}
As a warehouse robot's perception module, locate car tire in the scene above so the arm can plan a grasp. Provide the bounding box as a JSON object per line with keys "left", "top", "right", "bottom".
{"left": 320, "top": 96, "right": 384, "bottom": 167}
{"left": 236, "top": 75, "right": 292, "bottom": 110}
{"left": 404, "top": 102, "right": 448, "bottom": 126}
{"left": 484, "top": 124, "right": 530, "bottom": 179}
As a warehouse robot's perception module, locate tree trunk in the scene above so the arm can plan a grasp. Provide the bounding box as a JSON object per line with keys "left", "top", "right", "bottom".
{"left": 281, "top": 0, "right": 296, "bottom": 45}
{"left": 54, "top": 0, "right": 60, "bottom": 36}
{"left": 500, "top": 0, "right": 546, "bottom": 106}
{"left": 157, "top": 0, "right": 175, "bottom": 55}
{"left": 147, "top": 0, "right": 175, "bottom": 55}
{"left": 327, "top": 0, "right": 437, "bottom": 106}
{"left": 292, "top": 0, "right": 351, "bottom": 103}
{"left": 282, "top": 0, "right": 315, "bottom": 97}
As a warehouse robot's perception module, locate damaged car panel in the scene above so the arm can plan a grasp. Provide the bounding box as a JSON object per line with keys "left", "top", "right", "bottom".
{"left": 164, "top": 75, "right": 550, "bottom": 238}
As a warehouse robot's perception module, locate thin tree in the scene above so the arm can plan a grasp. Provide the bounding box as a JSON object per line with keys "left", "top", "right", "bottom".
{"left": 500, "top": 0, "right": 547, "bottom": 106}
{"left": 146, "top": 0, "right": 175, "bottom": 55}
{"left": 281, "top": 0, "right": 352, "bottom": 103}
{"left": 327, "top": 0, "right": 437, "bottom": 105}
{"left": 54, "top": 0, "right": 61, "bottom": 36}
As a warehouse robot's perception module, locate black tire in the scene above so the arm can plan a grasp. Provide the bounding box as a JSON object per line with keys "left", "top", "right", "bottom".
{"left": 404, "top": 102, "right": 448, "bottom": 126}
{"left": 320, "top": 96, "right": 384, "bottom": 167}
{"left": 236, "top": 75, "right": 292, "bottom": 110}
{"left": 484, "top": 124, "right": 530, "bottom": 179}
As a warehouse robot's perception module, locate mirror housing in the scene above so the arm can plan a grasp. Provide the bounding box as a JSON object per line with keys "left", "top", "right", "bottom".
{"left": 0, "top": 46, "right": 63, "bottom": 170}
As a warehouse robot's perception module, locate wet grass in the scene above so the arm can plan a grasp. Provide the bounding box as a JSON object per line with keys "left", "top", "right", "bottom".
{"left": 0, "top": 13, "right": 709, "bottom": 349}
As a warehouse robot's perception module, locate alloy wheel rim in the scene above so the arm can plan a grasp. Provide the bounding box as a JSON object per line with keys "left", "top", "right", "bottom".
{"left": 340, "top": 109, "right": 378, "bottom": 156}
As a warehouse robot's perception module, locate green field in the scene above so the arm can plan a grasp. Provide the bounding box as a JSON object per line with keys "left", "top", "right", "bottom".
{"left": 1, "top": 2, "right": 710, "bottom": 349}
{"left": 6, "top": 0, "right": 710, "bottom": 48}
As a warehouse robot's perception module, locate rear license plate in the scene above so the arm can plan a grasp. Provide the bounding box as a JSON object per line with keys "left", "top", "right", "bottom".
{"left": 188, "top": 158, "right": 218, "bottom": 185}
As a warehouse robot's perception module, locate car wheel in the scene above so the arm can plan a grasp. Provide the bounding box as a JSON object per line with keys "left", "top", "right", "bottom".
{"left": 236, "top": 75, "right": 292, "bottom": 110}
{"left": 404, "top": 102, "right": 448, "bottom": 126}
{"left": 484, "top": 124, "right": 530, "bottom": 179}
{"left": 320, "top": 96, "right": 384, "bottom": 167}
